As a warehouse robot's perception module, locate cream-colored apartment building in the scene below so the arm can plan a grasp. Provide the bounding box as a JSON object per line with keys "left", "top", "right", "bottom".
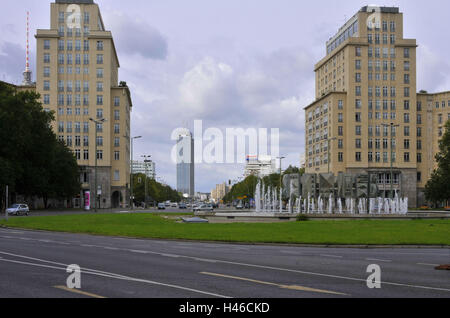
{"left": 28, "top": 0, "right": 132, "bottom": 208}
{"left": 304, "top": 6, "right": 449, "bottom": 207}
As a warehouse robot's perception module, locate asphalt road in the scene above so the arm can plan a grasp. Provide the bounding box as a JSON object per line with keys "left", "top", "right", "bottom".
{"left": 0, "top": 227, "right": 448, "bottom": 298}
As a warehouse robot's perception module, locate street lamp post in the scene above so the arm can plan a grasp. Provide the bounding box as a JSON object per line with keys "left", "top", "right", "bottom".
{"left": 277, "top": 156, "right": 286, "bottom": 213}
{"left": 130, "top": 136, "right": 142, "bottom": 210}
{"left": 89, "top": 118, "right": 106, "bottom": 213}
{"left": 142, "top": 155, "right": 152, "bottom": 208}
{"left": 382, "top": 123, "right": 399, "bottom": 199}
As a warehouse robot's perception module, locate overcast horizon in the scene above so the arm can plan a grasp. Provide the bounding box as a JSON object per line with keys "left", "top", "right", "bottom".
{"left": 1, "top": 0, "right": 449, "bottom": 193}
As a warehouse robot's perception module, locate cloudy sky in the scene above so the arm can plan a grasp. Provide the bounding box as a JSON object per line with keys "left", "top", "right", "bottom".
{"left": 1, "top": 0, "right": 450, "bottom": 193}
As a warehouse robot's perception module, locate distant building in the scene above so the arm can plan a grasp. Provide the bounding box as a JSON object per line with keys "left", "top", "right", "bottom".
{"left": 211, "top": 183, "right": 230, "bottom": 202}
{"left": 132, "top": 160, "right": 156, "bottom": 179}
{"left": 176, "top": 129, "right": 195, "bottom": 197}
{"left": 195, "top": 192, "right": 211, "bottom": 201}
{"left": 244, "top": 155, "right": 277, "bottom": 177}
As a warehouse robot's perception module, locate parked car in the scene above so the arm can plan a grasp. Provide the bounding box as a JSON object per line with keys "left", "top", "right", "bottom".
{"left": 193, "top": 204, "right": 214, "bottom": 212}
{"left": 157, "top": 203, "right": 166, "bottom": 210}
{"left": 6, "top": 204, "right": 29, "bottom": 216}
{"left": 171, "top": 203, "right": 178, "bottom": 208}
{"left": 179, "top": 203, "right": 187, "bottom": 209}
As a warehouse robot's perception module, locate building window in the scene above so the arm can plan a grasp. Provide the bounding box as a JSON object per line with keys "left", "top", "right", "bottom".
{"left": 114, "top": 137, "right": 120, "bottom": 147}
{"left": 43, "top": 94, "right": 50, "bottom": 105}
{"left": 114, "top": 124, "right": 120, "bottom": 134}
{"left": 355, "top": 126, "right": 361, "bottom": 136}
{"left": 114, "top": 96, "right": 120, "bottom": 106}
{"left": 96, "top": 82, "right": 103, "bottom": 92}
{"left": 44, "top": 67, "right": 50, "bottom": 77}
{"left": 114, "top": 170, "right": 120, "bottom": 181}
{"left": 44, "top": 40, "right": 50, "bottom": 50}
{"left": 96, "top": 108, "right": 103, "bottom": 119}
{"left": 97, "top": 54, "right": 103, "bottom": 64}
{"left": 404, "top": 152, "right": 410, "bottom": 162}
{"left": 417, "top": 153, "right": 422, "bottom": 163}
{"left": 83, "top": 150, "right": 89, "bottom": 161}
{"left": 355, "top": 152, "right": 361, "bottom": 162}
{"left": 114, "top": 110, "right": 120, "bottom": 120}
{"left": 96, "top": 136, "right": 103, "bottom": 147}
{"left": 97, "top": 41, "right": 104, "bottom": 51}
{"left": 96, "top": 95, "right": 103, "bottom": 105}
{"left": 96, "top": 150, "right": 103, "bottom": 160}
{"left": 97, "top": 68, "right": 103, "bottom": 78}
{"left": 114, "top": 151, "right": 120, "bottom": 161}
{"left": 338, "top": 153, "right": 343, "bottom": 162}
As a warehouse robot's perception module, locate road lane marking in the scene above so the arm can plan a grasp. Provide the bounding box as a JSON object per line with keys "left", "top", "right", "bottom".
{"left": 320, "top": 254, "right": 343, "bottom": 258}
{"left": 366, "top": 258, "right": 392, "bottom": 263}
{"left": 201, "top": 272, "right": 347, "bottom": 296}
{"left": 103, "top": 247, "right": 119, "bottom": 250}
{"left": 0, "top": 251, "right": 230, "bottom": 298}
{"left": 129, "top": 250, "right": 148, "bottom": 254}
{"left": 193, "top": 258, "right": 217, "bottom": 263}
{"left": 54, "top": 286, "right": 106, "bottom": 298}
{"left": 417, "top": 263, "right": 439, "bottom": 266}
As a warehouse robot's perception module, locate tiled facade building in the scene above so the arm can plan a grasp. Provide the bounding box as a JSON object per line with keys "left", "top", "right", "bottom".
{"left": 303, "top": 6, "right": 449, "bottom": 207}
{"left": 16, "top": 0, "right": 132, "bottom": 208}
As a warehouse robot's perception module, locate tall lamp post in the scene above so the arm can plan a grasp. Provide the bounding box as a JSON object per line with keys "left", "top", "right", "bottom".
{"left": 89, "top": 117, "right": 106, "bottom": 213}
{"left": 277, "top": 156, "right": 286, "bottom": 213}
{"left": 130, "top": 136, "right": 142, "bottom": 210}
{"left": 382, "top": 123, "right": 399, "bottom": 199}
{"left": 142, "top": 155, "right": 152, "bottom": 208}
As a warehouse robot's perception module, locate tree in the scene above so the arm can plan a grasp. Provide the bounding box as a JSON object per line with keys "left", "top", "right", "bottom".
{"left": 132, "top": 173, "right": 181, "bottom": 205}
{"left": 0, "top": 82, "right": 80, "bottom": 209}
{"left": 425, "top": 120, "right": 450, "bottom": 206}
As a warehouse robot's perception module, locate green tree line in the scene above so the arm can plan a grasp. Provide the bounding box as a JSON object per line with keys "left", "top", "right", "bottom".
{"left": 132, "top": 173, "right": 182, "bottom": 205}
{"left": 223, "top": 166, "right": 304, "bottom": 203}
{"left": 425, "top": 120, "right": 450, "bottom": 207}
{"left": 0, "top": 82, "right": 80, "bottom": 209}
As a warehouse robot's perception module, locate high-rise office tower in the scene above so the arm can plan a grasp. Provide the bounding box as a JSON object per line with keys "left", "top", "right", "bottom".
{"left": 176, "top": 130, "right": 195, "bottom": 197}
{"left": 303, "top": 6, "right": 449, "bottom": 207}
{"left": 34, "top": 0, "right": 132, "bottom": 208}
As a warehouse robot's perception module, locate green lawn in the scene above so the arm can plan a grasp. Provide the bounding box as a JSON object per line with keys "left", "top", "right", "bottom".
{"left": 1, "top": 214, "right": 449, "bottom": 245}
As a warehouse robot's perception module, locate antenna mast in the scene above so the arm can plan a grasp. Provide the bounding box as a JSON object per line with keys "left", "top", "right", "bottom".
{"left": 22, "top": 11, "right": 32, "bottom": 86}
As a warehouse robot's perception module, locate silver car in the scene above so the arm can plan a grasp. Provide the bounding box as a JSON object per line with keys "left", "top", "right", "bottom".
{"left": 6, "top": 204, "right": 30, "bottom": 216}
{"left": 193, "top": 204, "right": 214, "bottom": 212}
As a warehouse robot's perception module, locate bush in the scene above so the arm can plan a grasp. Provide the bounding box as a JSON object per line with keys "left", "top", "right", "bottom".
{"left": 296, "top": 214, "right": 309, "bottom": 222}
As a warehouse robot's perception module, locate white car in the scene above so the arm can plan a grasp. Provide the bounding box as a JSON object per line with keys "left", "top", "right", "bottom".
{"left": 6, "top": 204, "right": 30, "bottom": 216}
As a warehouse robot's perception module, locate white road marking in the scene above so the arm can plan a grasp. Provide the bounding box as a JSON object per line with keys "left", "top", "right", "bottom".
{"left": 0, "top": 251, "right": 230, "bottom": 298}
{"left": 104, "top": 247, "right": 119, "bottom": 250}
{"left": 129, "top": 250, "right": 148, "bottom": 254}
{"left": 161, "top": 253, "right": 180, "bottom": 258}
{"left": 417, "top": 263, "right": 439, "bottom": 266}
{"left": 320, "top": 254, "right": 343, "bottom": 258}
{"left": 366, "top": 258, "right": 392, "bottom": 263}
